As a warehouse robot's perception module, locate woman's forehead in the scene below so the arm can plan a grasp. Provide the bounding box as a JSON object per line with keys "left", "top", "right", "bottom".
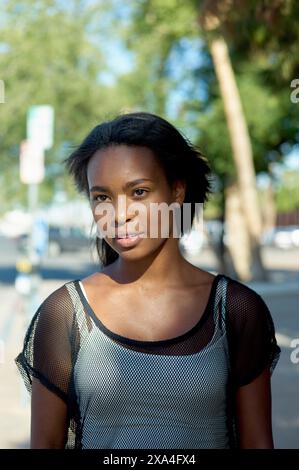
{"left": 87, "top": 145, "right": 165, "bottom": 186}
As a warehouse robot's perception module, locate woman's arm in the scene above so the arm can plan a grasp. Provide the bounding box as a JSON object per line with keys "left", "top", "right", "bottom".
{"left": 31, "top": 378, "right": 69, "bottom": 449}
{"left": 235, "top": 367, "right": 274, "bottom": 449}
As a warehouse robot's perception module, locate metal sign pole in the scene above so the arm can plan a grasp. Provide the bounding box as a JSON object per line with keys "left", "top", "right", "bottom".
{"left": 28, "top": 182, "right": 41, "bottom": 323}
{"left": 18, "top": 105, "right": 54, "bottom": 323}
{"left": 17, "top": 105, "right": 54, "bottom": 408}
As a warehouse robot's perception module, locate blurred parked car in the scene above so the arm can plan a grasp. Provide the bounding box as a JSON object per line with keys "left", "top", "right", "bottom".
{"left": 47, "top": 226, "right": 91, "bottom": 256}
{"left": 180, "top": 229, "right": 208, "bottom": 254}
{"left": 261, "top": 225, "right": 299, "bottom": 249}
{"left": 18, "top": 225, "right": 91, "bottom": 257}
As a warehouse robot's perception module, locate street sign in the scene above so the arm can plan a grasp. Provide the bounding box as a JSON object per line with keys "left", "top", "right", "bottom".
{"left": 32, "top": 217, "right": 49, "bottom": 258}
{"left": 0, "top": 79, "right": 4, "bottom": 103}
{"left": 27, "top": 105, "right": 54, "bottom": 150}
{"left": 20, "top": 140, "right": 44, "bottom": 184}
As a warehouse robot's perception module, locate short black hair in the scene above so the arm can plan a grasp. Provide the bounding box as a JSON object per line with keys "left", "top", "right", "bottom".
{"left": 65, "top": 111, "right": 212, "bottom": 266}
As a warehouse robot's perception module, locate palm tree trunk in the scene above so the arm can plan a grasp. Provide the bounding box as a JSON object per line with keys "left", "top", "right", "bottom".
{"left": 225, "top": 181, "right": 252, "bottom": 281}
{"left": 262, "top": 164, "right": 277, "bottom": 234}
{"left": 209, "top": 36, "right": 267, "bottom": 280}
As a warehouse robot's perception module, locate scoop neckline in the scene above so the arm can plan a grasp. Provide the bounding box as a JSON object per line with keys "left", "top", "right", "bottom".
{"left": 73, "top": 273, "right": 221, "bottom": 347}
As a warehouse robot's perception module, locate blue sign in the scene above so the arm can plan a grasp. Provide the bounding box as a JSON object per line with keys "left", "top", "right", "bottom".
{"left": 27, "top": 105, "right": 54, "bottom": 150}
{"left": 32, "top": 217, "right": 49, "bottom": 257}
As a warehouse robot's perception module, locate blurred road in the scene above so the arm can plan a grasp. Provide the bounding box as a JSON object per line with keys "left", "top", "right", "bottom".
{"left": 0, "top": 235, "right": 298, "bottom": 448}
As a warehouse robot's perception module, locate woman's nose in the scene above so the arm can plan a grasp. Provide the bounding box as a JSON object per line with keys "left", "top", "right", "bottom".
{"left": 113, "top": 195, "right": 131, "bottom": 226}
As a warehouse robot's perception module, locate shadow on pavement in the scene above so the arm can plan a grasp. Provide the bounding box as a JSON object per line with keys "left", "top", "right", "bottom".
{"left": 0, "top": 263, "right": 98, "bottom": 285}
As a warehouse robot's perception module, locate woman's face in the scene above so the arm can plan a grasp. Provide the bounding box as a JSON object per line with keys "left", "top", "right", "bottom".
{"left": 87, "top": 144, "right": 185, "bottom": 260}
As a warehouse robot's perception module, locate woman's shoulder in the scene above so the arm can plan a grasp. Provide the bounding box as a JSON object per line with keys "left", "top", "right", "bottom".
{"left": 79, "top": 270, "right": 113, "bottom": 301}
{"left": 40, "top": 279, "right": 76, "bottom": 304}
{"left": 79, "top": 271, "right": 109, "bottom": 287}
{"left": 219, "top": 275, "right": 281, "bottom": 386}
{"left": 219, "top": 273, "right": 275, "bottom": 328}
{"left": 34, "top": 279, "right": 81, "bottom": 324}
{"left": 220, "top": 273, "right": 266, "bottom": 304}
{"left": 178, "top": 263, "right": 216, "bottom": 288}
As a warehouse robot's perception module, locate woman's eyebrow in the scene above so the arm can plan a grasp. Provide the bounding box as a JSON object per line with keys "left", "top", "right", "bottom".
{"left": 90, "top": 178, "right": 154, "bottom": 193}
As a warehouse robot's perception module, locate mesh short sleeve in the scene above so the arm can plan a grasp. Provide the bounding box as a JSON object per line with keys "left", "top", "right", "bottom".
{"left": 225, "top": 279, "right": 281, "bottom": 388}
{"left": 15, "top": 284, "right": 75, "bottom": 403}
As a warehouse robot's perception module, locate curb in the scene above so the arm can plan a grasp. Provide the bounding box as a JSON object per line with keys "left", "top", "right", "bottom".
{"left": 245, "top": 281, "right": 299, "bottom": 296}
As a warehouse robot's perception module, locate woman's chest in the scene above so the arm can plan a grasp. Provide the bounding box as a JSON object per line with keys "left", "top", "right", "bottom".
{"left": 85, "top": 283, "right": 213, "bottom": 342}
{"left": 75, "top": 330, "right": 229, "bottom": 410}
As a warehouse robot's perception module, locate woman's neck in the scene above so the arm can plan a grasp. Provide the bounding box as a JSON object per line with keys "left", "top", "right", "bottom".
{"left": 105, "top": 238, "right": 190, "bottom": 287}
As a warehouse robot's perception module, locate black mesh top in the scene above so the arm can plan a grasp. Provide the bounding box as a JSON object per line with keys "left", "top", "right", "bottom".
{"left": 15, "top": 273, "right": 280, "bottom": 449}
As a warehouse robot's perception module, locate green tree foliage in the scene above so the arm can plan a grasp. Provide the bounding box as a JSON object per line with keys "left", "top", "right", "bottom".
{"left": 113, "top": 0, "right": 299, "bottom": 210}
{"left": 1, "top": 0, "right": 299, "bottom": 216}
{"left": 0, "top": 0, "right": 129, "bottom": 211}
{"left": 276, "top": 169, "right": 299, "bottom": 213}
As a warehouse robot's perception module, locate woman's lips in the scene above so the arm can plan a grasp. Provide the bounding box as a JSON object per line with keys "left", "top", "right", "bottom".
{"left": 115, "top": 232, "right": 144, "bottom": 248}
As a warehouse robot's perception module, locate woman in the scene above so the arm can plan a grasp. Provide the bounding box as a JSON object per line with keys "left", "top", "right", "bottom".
{"left": 15, "top": 112, "right": 280, "bottom": 449}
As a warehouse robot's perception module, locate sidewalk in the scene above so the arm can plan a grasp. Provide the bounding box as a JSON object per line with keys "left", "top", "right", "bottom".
{"left": 0, "top": 279, "right": 67, "bottom": 449}
{"left": 188, "top": 245, "right": 299, "bottom": 295}
{"left": 0, "top": 245, "right": 298, "bottom": 448}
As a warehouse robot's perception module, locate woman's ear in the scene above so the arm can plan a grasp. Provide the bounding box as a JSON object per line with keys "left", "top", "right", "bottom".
{"left": 172, "top": 180, "right": 186, "bottom": 206}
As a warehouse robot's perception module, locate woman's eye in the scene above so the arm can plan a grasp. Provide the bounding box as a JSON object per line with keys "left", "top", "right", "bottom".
{"left": 93, "top": 189, "right": 148, "bottom": 202}
{"left": 134, "top": 188, "right": 148, "bottom": 197}
{"left": 94, "top": 195, "right": 108, "bottom": 202}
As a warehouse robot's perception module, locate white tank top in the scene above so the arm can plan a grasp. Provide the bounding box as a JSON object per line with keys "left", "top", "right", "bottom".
{"left": 64, "top": 275, "right": 234, "bottom": 449}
